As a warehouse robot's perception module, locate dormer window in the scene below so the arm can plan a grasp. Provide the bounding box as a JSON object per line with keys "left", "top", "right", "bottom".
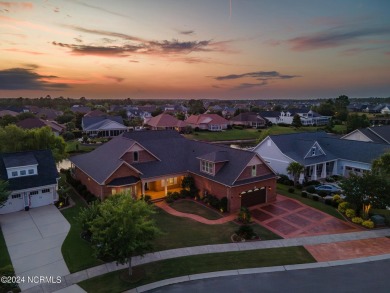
{"left": 201, "top": 160, "right": 214, "bottom": 175}
{"left": 11, "top": 171, "right": 17, "bottom": 177}
{"left": 133, "top": 151, "right": 139, "bottom": 162}
{"left": 311, "top": 147, "right": 316, "bottom": 156}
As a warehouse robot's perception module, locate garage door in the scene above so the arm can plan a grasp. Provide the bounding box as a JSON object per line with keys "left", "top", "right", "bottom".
{"left": 30, "top": 192, "right": 53, "bottom": 208}
{"left": 0, "top": 194, "right": 25, "bottom": 214}
{"left": 241, "top": 188, "right": 266, "bottom": 207}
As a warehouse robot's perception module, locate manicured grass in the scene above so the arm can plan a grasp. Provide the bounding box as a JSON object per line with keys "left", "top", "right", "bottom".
{"left": 153, "top": 207, "right": 281, "bottom": 251}
{"left": 332, "top": 124, "right": 347, "bottom": 134}
{"left": 61, "top": 186, "right": 103, "bottom": 273}
{"left": 79, "top": 246, "right": 315, "bottom": 293}
{"left": 0, "top": 228, "right": 12, "bottom": 268}
{"left": 277, "top": 184, "right": 345, "bottom": 221}
{"left": 65, "top": 140, "right": 97, "bottom": 154}
{"left": 169, "top": 200, "right": 223, "bottom": 220}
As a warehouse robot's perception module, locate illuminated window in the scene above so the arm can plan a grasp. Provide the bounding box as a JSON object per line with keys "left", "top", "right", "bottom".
{"left": 251, "top": 165, "right": 257, "bottom": 177}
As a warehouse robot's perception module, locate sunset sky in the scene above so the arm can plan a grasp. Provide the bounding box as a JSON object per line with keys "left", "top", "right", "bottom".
{"left": 1, "top": 0, "right": 390, "bottom": 100}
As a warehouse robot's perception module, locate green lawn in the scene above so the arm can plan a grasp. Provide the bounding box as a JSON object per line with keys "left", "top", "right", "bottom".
{"left": 79, "top": 246, "right": 315, "bottom": 293}
{"left": 277, "top": 184, "right": 345, "bottom": 221}
{"left": 65, "top": 140, "right": 97, "bottom": 154}
{"left": 169, "top": 200, "right": 223, "bottom": 220}
{"left": 153, "top": 207, "right": 281, "bottom": 251}
{"left": 0, "top": 228, "right": 12, "bottom": 268}
{"left": 332, "top": 124, "right": 347, "bottom": 134}
{"left": 61, "top": 186, "right": 104, "bottom": 273}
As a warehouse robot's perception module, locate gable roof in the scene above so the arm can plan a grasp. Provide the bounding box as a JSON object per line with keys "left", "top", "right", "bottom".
{"left": 0, "top": 150, "right": 59, "bottom": 191}
{"left": 71, "top": 130, "right": 275, "bottom": 186}
{"left": 185, "top": 114, "right": 228, "bottom": 125}
{"left": 82, "top": 116, "right": 125, "bottom": 130}
{"left": 342, "top": 125, "right": 390, "bottom": 144}
{"left": 146, "top": 113, "right": 185, "bottom": 128}
{"left": 260, "top": 131, "right": 390, "bottom": 166}
{"left": 230, "top": 112, "right": 266, "bottom": 122}
{"left": 84, "top": 109, "right": 106, "bottom": 117}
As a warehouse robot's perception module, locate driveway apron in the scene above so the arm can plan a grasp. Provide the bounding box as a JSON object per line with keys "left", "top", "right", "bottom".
{"left": 0, "top": 205, "right": 70, "bottom": 291}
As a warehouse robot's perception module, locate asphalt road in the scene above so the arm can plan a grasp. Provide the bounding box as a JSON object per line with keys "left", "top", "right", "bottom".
{"left": 149, "top": 259, "right": 390, "bottom": 293}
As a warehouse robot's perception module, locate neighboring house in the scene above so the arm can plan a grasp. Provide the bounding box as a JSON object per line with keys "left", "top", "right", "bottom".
{"left": 70, "top": 131, "right": 277, "bottom": 212}
{"left": 341, "top": 125, "right": 390, "bottom": 144}
{"left": 84, "top": 109, "right": 106, "bottom": 117}
{"left": 253, "top": 131, "right": 390, "bottom": 183}
{"left": 0, "top": 110, "right": 18, "bottom": 117}
{"left": 185, "top": 114, "right": 228, "bottom": 131}
{"left": 258, "top": 111, "right": 280, "bottom": 124}
{"left": 221, "top": 107, "right": 236, "bottom": 119}
{"left": 16, "top": 118, "right": 65, "bottom": 136}
{"left": 36, "top": 108, "right": 63, "bottom": 120}
{"left": 230, "top": 112, "right": 266, "bottom": 128}
{"left": 82, "top": 115, "right": 128, "bottom": 137}
{"left": 144, "top": 113, "right": 187, "bottom": 131}
{"left": 0, "top": 150, "right": 59, "bottom": 214}
{"left": 258, "top": 110, "right": 330, "bottom": 126}
{"left": 70, "top": 105, "right": 91, "bottom": 114}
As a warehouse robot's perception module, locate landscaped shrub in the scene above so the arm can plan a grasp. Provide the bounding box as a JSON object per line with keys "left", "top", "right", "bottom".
{"left": 301, "top": 191, "right": 308, "bottom": 198}
{"left": 311, "top": 195, "right": 319, "bottom": 201}
{"left": 352, "top": 217, "right": 364, "bottom": 224}
{"left": 288, "top": 187, "right": 295, "bottom": 193}
{"left": 324, "top": 198, "right": 332, "bottom": 205}
{"left": 277, "top": 174, "right": 293, "bottom": 185}
{"left": 179, "top": 189, "right": 191, "bottom": 198}
{"left": 295, "top": 184, "right": 303, "bottom": 190}
{"left": 141, "top": 194, "right": 152, "bottom": 204}
{"left": 362, "top": 220, "right": 375, "bottom": 229}
{"left": 237, "top": 207, "right": 252, "bottom": 224}
{"left": 338, "top": 202, "right": 350, "bottom": 213}
{"left": 236, "top": 225, "right": 256, "bottom": 240}
{"left": 317, "top": 190, "right": 328, "bottom": 197}
{"left": 304, "top": 180, "right": 321, "bottom": 187}
{"left": 220, "top": 197, "right": 228, "bottom": 212}
{"left": 165, "top": 192, "right": 175, "bottom": 203}
{"left": 332, "top": 194, "right": 342, "bottom": 203}
{"left": 305, "top": 185, "right": 316, "bottom": 193}
{"left": 345, "top": 209, "right": 356, "bottom": 218}
{"left": 233, "top": 125, "right": 244, "bottom": 130}
{"left": 325, "top": 177, "right": 335, "bottom": 183}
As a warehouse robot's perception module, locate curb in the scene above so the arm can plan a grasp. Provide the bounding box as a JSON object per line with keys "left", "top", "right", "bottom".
{"left": 126, "top": 253, "right": 390, "bottom": 293}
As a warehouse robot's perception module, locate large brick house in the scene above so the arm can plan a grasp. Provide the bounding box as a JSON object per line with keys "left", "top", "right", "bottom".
{"left": 70, "top": 131, "right": 277, "bottom": 212}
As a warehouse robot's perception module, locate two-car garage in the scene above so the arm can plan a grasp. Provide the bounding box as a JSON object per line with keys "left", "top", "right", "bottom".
{"left": 240, "top": 187, "right": 266, "bottom": 208}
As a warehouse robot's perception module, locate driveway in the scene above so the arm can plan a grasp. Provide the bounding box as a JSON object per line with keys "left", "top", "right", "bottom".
{"left": 250, "top": 195, "right": 361, "bottom": 238}
{"left": 0, "top": 205, "right": 70, "bottom": 291}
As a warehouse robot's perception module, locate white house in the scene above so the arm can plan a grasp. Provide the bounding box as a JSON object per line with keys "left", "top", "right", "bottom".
{"left": 0, "top": 150, "right": 59, "bottom": 214}
{"left": 253, "top": 132, "right": 389, "bottom": 183}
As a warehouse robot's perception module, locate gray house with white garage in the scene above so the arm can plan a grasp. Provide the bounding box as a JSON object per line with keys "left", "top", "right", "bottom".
{"left": 0, "top": 150, "right": 59, "bottom": 214}
{"left": 253, "top": 132, "right": 390, "bottom": 183}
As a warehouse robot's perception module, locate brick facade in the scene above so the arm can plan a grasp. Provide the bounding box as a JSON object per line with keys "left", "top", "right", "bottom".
{"left": 121, "top": 150, "right": 157, "bottom": 164}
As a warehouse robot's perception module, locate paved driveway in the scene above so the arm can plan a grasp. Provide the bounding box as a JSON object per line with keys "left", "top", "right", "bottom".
{"left": 250, "top": 195, "right": 361, "bottom": 238}
{"left": 0, "top": 205, "right": 70, "bottom": 291}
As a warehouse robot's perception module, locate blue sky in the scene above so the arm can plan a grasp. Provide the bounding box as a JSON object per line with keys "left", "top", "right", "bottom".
{"left": 0, "top": 0, "right": 389, "bottom": 99}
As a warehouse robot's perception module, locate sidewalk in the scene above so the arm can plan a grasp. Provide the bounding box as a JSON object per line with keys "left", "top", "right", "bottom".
{"left": 24, "top": 228, "right": 390, "bottom": 293}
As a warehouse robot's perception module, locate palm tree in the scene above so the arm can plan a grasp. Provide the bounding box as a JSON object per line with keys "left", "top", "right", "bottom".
{"left": 287, "top": 162, "right": 305, "bottom": 186}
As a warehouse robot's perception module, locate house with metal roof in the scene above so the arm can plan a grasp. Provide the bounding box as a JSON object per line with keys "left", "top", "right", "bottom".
{"left": 341, "top": 125, "right": 390, "bottom": 145}
{"left": 253, "top": 131, "right": 390, "bottom": 183}
{"left": 0, "top": 150, "right": 59, "bottom": 214}
{"left": 70, "top": 131, "right": 277, "bottom": 211}
{"left": 82, "top": 115, "right": 128, "bottom": 137}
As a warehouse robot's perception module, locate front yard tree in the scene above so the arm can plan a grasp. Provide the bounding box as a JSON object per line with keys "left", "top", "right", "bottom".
{"left": 340, "top": 172, "right": 390, "bottom": 215}
{"left": 87, "top": 193, "right": 160, "bottom": 276}
{"left": 286, "top": 162, "right": 305, "bottom": 186}
{"left": 0, "top": 180, "right": 11, "bottom": 207}
{"left": 372, "top": 152, "right": 390, "bottom": 177}
{"left": 292, "top": 114, "right": 302, "bottom": 128}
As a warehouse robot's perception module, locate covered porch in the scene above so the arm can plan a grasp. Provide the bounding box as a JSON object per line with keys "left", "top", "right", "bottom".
{"left": 303, "top": 160, "right": 337, "bottom": 182}
{"left": 141, "top": 175, "right": 185, "bottom": 200}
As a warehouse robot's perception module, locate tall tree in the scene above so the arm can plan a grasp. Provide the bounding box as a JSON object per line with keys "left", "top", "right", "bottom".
{"left": 346, "top": 113, "right": 370, "bottom": 132}
{"left": 292, "top": 114, "right": 303, "bottom": 128}
{"left": 286, "top": 162, "right": 305, "bottom": 186}
{"left": 84, "top": 193, "right": 160, "bottom": 276}
{"left": 372, "top": 152, "right": 390, "bottom": 177}
{"left": 0, "top": 180, "right": 11, "bottom": 207}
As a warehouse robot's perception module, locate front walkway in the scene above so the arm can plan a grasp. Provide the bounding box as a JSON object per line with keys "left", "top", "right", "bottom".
{"left": 0, "top": 205, "right": 70, "bottom": 291}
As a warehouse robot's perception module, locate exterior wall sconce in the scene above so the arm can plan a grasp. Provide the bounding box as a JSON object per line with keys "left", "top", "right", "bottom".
{"left": 268, "top": 186, "right": 271, "bottom": 191}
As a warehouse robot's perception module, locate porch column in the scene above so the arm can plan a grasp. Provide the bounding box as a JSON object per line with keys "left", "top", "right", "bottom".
{"left": 142, "top": 181, "right": 145, "bottom": 195}
{"left": 312, "top": 164, "right": 317, "bottom": 180}
{"left": 164, "top": 179, "right": 168, "bottom": 196}
{"left": 321, "top": 162, "right": 327, "bottom": 179}
{"left": 299, "top": 172, "right": 305, "bottom": 184}
{"left": 332, "top": 161, "right": 338, "bottom": 175}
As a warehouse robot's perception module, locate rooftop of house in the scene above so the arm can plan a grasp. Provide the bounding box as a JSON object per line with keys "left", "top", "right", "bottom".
{"left": 145, "top": 113, "right": 185, "bottom": 128}
{"left": 230, "top": 112, "right": 266, "bottom": 122}
{"left": 71, "top": 130, "right": 275, "bottom": 186}
{"left": 0, "top": 149, "right": 59, "bottom": 191}
{"left": 347, "top": 125, "right": 390, "bottom": 144}
{"left": 82, "top": 115, "right": 124, "bottom": 129}
{"left": 185, "top": 114, "right": 228, "bottom": 125}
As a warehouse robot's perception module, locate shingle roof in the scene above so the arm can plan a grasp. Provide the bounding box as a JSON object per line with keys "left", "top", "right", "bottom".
{"left": 107, "top": 176, "right": 140, "bottom": 186}
{"left": 230, "top": 112, "right": 265, "bottom": 122}
{"left": 3, "top": 153, "right": 38, "bottom": 168}
{"left": 185, "top": 114, "right": 228, "bottom": 125}
{"left": 146, "top": 113, "right": 185, "bottom": 128}
{"left": 0, "top": 150, "right": 59, "bottom": 191}
{"left": 71, "top": 130, "right": 275, "bottom": 186}
{"left": 366, "top": 125, "right": 390, "bottom": 144}
{"left": 197, "top": 151, "right": 229, "bottom": 162}
{"left": 258, "top": 111, "right": 280, "bottom": 118}
{"left": 82, "top": 116, "right": 125, "bottom": 130}
{"left": 266, "top": 131, "right": 390, "bottom": 165}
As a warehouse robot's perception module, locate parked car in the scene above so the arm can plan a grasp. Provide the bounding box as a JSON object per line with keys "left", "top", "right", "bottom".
{"left": 314, "top": 184, "right": 342, "bottom": 194}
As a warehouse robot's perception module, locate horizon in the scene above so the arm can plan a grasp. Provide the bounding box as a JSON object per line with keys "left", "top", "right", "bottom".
{"left": 1, "top": 0, "right": 390, "bottom": 100}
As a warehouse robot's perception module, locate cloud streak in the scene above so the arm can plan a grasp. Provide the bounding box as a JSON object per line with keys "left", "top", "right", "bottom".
{"left": 215, "top": 71, "right": 300, "bottom": 81}
{"left": 288, "top": 27, "right": 390, "bottom": 51}
{"left": 0, "top": 68, "right": 70, "bottom": 90}
{"left": 69, "top": 0, "right": 128, "bottom": 18}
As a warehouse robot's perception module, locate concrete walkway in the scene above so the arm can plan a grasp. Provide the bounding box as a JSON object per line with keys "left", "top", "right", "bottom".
{"left": 156, "top": 201, "right": 236, "bottom": 224}
{"left": 23, "top": 228, "right": 390, "bottom": 293}
{"left": 0, "top": 205, "right": 71, "bottom": 291}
